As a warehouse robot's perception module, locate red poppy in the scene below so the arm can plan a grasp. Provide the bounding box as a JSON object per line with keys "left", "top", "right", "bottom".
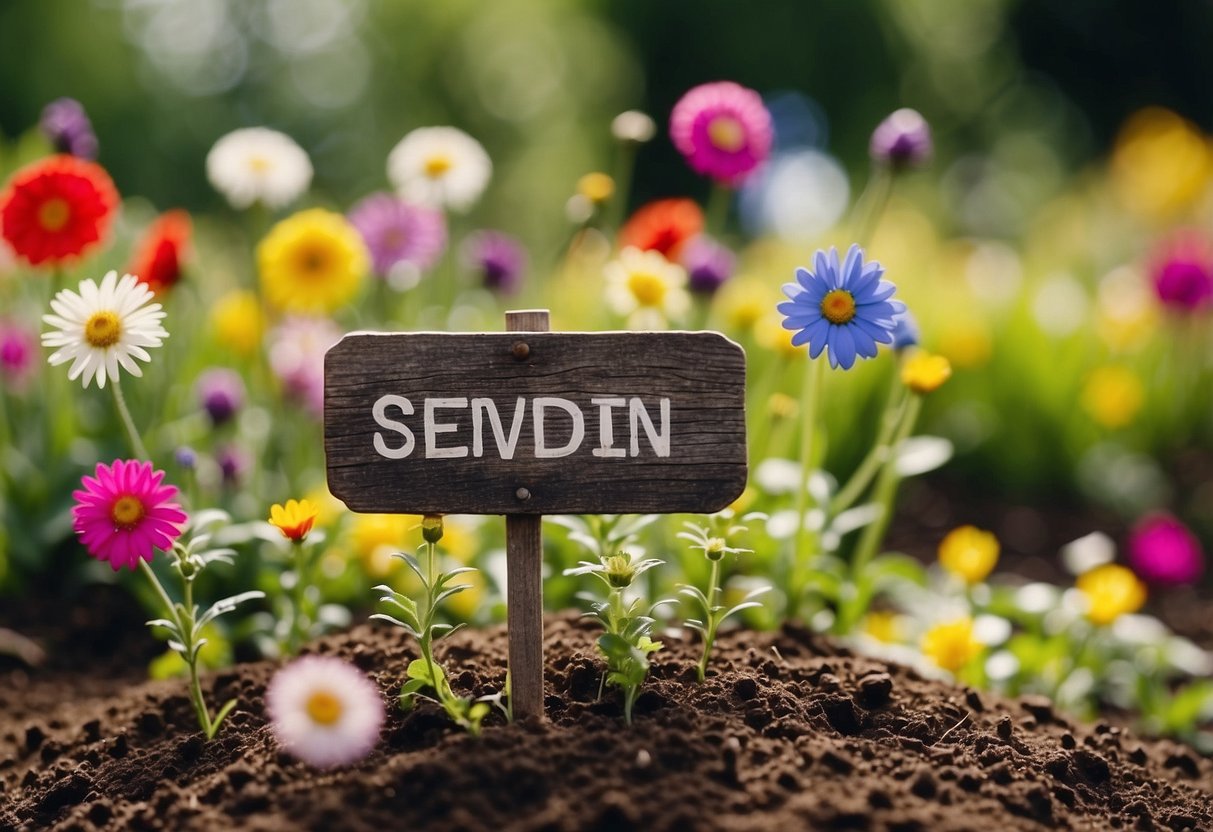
{"left": 128, "top": 210, "right": 192, "bottom": 293}
{"left": 0, "top": 155, "right": 119, "bottom": 266}
{"left": 618, "top": 198, "right": 704, "bottom": 258}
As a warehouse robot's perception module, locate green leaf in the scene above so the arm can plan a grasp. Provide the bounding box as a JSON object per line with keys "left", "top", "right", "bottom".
{"left": 368, "top": 613, "right": 419, "bottom": 637}
{"left": 864, "top": 553, "right": 928, "bottom": 588}
{"left": 597, "top": 633, "right": 637, "bottom": 662}
{"left": 208, "top": 699, "right": 239, "bottom": 738}
{"left": 407, "top": 658, "right": 445, "bottom": 686}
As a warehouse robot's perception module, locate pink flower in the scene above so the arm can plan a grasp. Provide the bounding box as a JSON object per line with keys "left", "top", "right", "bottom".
{"left": 670, "top": 81, "right": 773, "bottom": 186}
{"left": 1147, "top": 232, "right": 1213, "bottom": 313}
{"left": 0, "top": 320, "right": 37, "bottom": 390}
{"left": 72, "top": 459, "right": 188, "bottom": 571}
{"left": 269, "top": 316, "right": 340, "bottom": 418}
{"left": 267, "top": 656, "right": 384, "bottom": 768}
{"left": 1127, "top": 513, "right": 1205, "bottom": 585}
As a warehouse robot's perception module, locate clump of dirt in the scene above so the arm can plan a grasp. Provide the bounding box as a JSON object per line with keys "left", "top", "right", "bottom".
{"left": 1, "top": 613, "right": 1211, "bottom": 832}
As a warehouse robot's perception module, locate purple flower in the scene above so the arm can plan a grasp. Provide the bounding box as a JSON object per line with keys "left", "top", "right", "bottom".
{"left": 174, "top": 446, "right": 197, "bottom": 470}
{"left": 216, "top": 445, "right": 248, "bottom": 486}
{"left": 269, "top": 317, "right": 341, "bottom": 418}
{"left": 670, "top": 82, "right": 773, "bottom": 186}
{"left": 1128, "top": 513, "right": 1205, "bottom": 585}
{"left": 463, "top": 230, "right": 527, "bottom": 294}
{"left": 0, "top": 320, "right": 37, "bottom": 389}
{"left": 891, "top": 310, "right": 920, "bottom": 352}
{"left": 40, "top": 98, "right": 99, "bottom": 160}
{"left": 348, "top": 193, "right": 446, "bottom": 277}
{"left": 681, "top": 236, "right": 736, "bottom": 295}
{"left": 196, "top": 368, "right": 245, "bottom": 426}
{"left": 870, "top": 108, "right": 932, "bottom": 170}
{"left": 1148, "top": 232, "right": 1213, "bottom": 313}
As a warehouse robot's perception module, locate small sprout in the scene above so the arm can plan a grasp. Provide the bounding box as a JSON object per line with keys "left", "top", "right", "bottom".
{"left": 565, "top": 548, "right": 666, "bottom": 724}
{"left": 677, "top": 518, "right": 766, "bottom": 682}
{"left": 266, "top": 656, "right": 384, "bottom": 769}
{"left": 371, "top": 514, "right": 487, "bottom": 735}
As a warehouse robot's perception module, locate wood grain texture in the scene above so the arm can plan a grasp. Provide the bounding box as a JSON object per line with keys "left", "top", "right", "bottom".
{"left": 324, "top": 330, "right": 748, "bottom": 515}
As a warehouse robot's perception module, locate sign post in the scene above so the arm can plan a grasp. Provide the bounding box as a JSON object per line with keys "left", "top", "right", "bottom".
{"left": 324, "top": 309, "right": 747, "bottom": 721}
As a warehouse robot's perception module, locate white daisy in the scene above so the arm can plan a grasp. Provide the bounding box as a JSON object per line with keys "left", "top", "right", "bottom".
{"left": 386, "top": 126, "right": 491, "bottom": 213}
{"left": 206, "top": 127, "right": 313, "bottom": 210}
{"left": 604, "top": 246, "right": 691, "bottom": 330}
{"left": 267, "top": 656, "right": 384, "bottom": 769}
{"left": 42, "top": 271, "right": 169, "bottom": 389}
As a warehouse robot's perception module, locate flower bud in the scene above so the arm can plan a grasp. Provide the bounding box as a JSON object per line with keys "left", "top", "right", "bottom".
{"left": 705, "top": 537, "right": 728, "bottom": 561}
{"left": 603, "top": 553, "right": 637, "bottom": 588}
{"left": 869, "top": 108, "right": 932, "bottom": 170}
{"left": 421, "top": 514, "right": 444, "bottom": 544}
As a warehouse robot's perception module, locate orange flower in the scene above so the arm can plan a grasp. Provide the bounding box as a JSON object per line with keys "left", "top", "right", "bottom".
{"left": 618, "top": 198, "right": 703, "bottom": 259}
{"left": 128, "top": 210, "right": 192, "bottom": 294}
{"left": 0, "top": 155, "right": 118, "bottom": 266}
{"left": 269, "top": 499, "right": 320, "bottom": 543}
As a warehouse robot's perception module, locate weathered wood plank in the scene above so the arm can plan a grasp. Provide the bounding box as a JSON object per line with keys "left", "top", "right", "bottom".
{"left": 324, "top": 330, "right": 747, "bottom": 515}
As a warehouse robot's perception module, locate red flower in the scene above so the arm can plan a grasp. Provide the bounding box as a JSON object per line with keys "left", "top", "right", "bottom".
{"left": 0, "top": 155, "right": 119, "bottom": 266}
{"left": 128, "top": 210, "right": 192, "bottom": 293}
{"left": 618, "top": 198, "right": 704, "bottom": 259}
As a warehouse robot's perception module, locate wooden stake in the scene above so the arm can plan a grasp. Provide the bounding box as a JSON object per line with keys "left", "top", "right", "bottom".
{"left": 504, "top": 309, "right": 549, "bottom": 720}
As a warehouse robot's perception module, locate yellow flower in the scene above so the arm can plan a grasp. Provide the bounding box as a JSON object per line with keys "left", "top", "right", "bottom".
{"left": 349, "top": 514, "right": 412, "bottom": 578}
{"left": 577, "top": 172, "right": 615, "bottom": 205}
{"left": 1077, "top": 564, "right": 1146, "bottom": 626}
{"left": 714, "top": 276, "right": 773, "bottom": 334}
{"left": 1111, "top": 108, "right": 1212, "bottom": 221}
{"left": 1081, "top": 366, "right": 1144, "bottom": 429}
{"left": 728, "top": 485, "right": 757, "bottom": 514}
{"left": 938, "top": 526, "right": 999, "bottom": 585}
{"left": 604, "top": 247, "right": 690, "bottom": 329}
{"left": 767, "top": 392, "right": 798, "bottom": 420}
{"left": 901, "top": 350, "right": 953, "bottom": 394}
{"left": 445, "top": 568, "right": 486, "bottom": 622}
{"left": 257, "top": 208, "right": 369, "bottom": 314}
{"left": 269, "top": 498, "right": 320, "bottom": 542}
{"left": 755, "top": 312, "right": 801, "bottom": 360}
{"left": 862, "top": 610, "right": 905, "bottom": 644}
{"left": 921, "top": 618, "right": 982, "bottom": 673}
{"left": 303, "top": 484, "right": 346, "bottom": 528}
{"left": 210, "top": 290, "right": 265, "bottom": 356}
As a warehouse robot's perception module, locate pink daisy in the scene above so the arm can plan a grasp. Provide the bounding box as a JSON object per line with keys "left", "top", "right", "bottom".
{"left": 669, "top": 81, "right": 773, "bottom": 186}
{"left": 72, "top": 459, "right": 188, "bottom": 570}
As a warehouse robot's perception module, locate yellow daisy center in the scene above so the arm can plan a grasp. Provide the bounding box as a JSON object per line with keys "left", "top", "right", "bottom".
{"left": 84, "top": 311, "right": 122, "bottom": 348}
{"left": 39, "top": 198, "right": 71, "bottom": 232}
{"left": 305, "top": 689, "right": 343, "bottom": 725}
{"left": 820, "top": 289, "right": 856, "bottom": 325}
{"left": 424, "top": 154, "right": 453, "bottom": 178}
{"left": 248, "top": 155, "right": 272, "bottom": 173}
{"left": 111, "top": 495, "right": 146, "bottom": 530}
{"left": 295, "top": 244, "right": 332, "bottom": 278}
{"left": 707, "top": 116, "right": 746, "bottom": 153}
{"left": 627, "top": 272, "right": 668, "bottom": 307}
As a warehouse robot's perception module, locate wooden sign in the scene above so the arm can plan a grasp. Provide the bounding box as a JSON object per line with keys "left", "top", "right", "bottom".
{"left": 324, "top": 330, "right": 747, "bottom": 515}
{"left": 324, "top": 311, "right": 747, "bottom": 721}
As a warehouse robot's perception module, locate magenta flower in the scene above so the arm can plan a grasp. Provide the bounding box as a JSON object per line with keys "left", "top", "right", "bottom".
{"left": 72, "top": 459, "right": 188, "bottom": 571}
{"left": 267, "top": 655, "right": 384, "bottom": 768}
{"left": 670, "top": 81, "right": 773, "bottom": 186}
{"left": 0, "top": 320, "right": 37, "bottom": 389}
{"left": 1148, "top": 232, "right": 1213, "bottom": 313}
{"left": 348, "top": 192, "right": 446, "bottom": 278}
{"left": 1128, "top": 513, "right": 1205, "bottom": 585}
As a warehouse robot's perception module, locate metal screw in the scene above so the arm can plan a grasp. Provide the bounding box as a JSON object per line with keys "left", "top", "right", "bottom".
{"left": 512, "top": 341, "right": 530, "bottom": 360}
{"left": 515, "top": 487, "right": 531, "bottom": 501}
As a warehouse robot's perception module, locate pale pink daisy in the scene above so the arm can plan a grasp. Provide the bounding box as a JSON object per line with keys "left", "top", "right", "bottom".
{"left": 267, "top": 656, "right": 384, "bottom": 769}
{"left": 72, "top": 459, "right": 188, "bottom": 571}
{"left": 669, "top": 81, "right": 773, "bottom": 186}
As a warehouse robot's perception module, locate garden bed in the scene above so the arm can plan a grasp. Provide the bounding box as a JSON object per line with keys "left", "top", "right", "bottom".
{"left": 2, "top": 608, "right": 1210, "bottom": 832}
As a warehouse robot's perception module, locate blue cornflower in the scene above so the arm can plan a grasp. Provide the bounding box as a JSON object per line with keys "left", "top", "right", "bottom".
{"left": 777, "top": 244, "right": 905, "bottom": 369}
{"left": 891, "top": 309, "right": 920, "bottom": 352}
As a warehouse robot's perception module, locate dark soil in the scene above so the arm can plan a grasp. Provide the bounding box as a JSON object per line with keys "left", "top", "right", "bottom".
{"left": 2, "top": 610, "right": 1211, "bottom": 832}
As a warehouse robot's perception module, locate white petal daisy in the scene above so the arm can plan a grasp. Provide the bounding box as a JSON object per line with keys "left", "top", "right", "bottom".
{"left": 604, "top": 246, "right": 691, "bottom": 330}
{"left": 267, "top": 656, "right": 384, "bottom": 769}
{"left": 42, "top": 271, "right": 168, "bottom": 389}
{"left": 206, "top": 127, "right": 313, "bottom": 210}
{"left": 386, "top": 126, "right": 492, "bottom": 213}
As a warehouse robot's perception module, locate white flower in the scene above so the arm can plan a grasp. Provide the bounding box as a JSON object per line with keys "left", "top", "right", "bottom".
{"left": 604, "top": 247, "right": 690, "bottom": 329}
{"left": 206, "top": 127, "right": 313, "bottom": 210}
{"left": 267, "top": 656, "right": 384, "bottom": 769}
{"left": 611, "top": 110, "right": 656, "bottom": 144}
{"left": 42, "top": 271, "right": 168, "bottom": 389}
{"left": 387, "top": 127, "right": 491, "bottom": 213}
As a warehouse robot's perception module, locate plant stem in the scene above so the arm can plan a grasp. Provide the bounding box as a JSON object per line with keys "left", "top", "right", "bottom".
{"left": 181, "top": 577, "right": 215, "bottom": 737}
{"left": 421, "top": 541, "right": 441, "bottom": 698}
{"left": 605, "top": 143, "right": 637, "bottom": 238}
{"left": 848, "top": 394, "right": 922, "bottom": 582}
{"left": 705, "top": 182, "right": 731, "bottom": 238}
{"left": 140, "top": 560, "right": 212, "bottom": 736}
{"left": 285, "top": 540, "right": 310, "bottom": 655}
{"left": 789, "top": 356, "right": 825, "bottom": 620}
{"left": 696, "top": 557, "right": 722, "bottom": 682}
{"left": 830, "top": 378, "right": 909, "bottom": 515}
{"left": 852, "top": 167, "right": 893, "bottom": 249}
{"left": 110, "top": 378, "right": 150, "bottom": 460}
